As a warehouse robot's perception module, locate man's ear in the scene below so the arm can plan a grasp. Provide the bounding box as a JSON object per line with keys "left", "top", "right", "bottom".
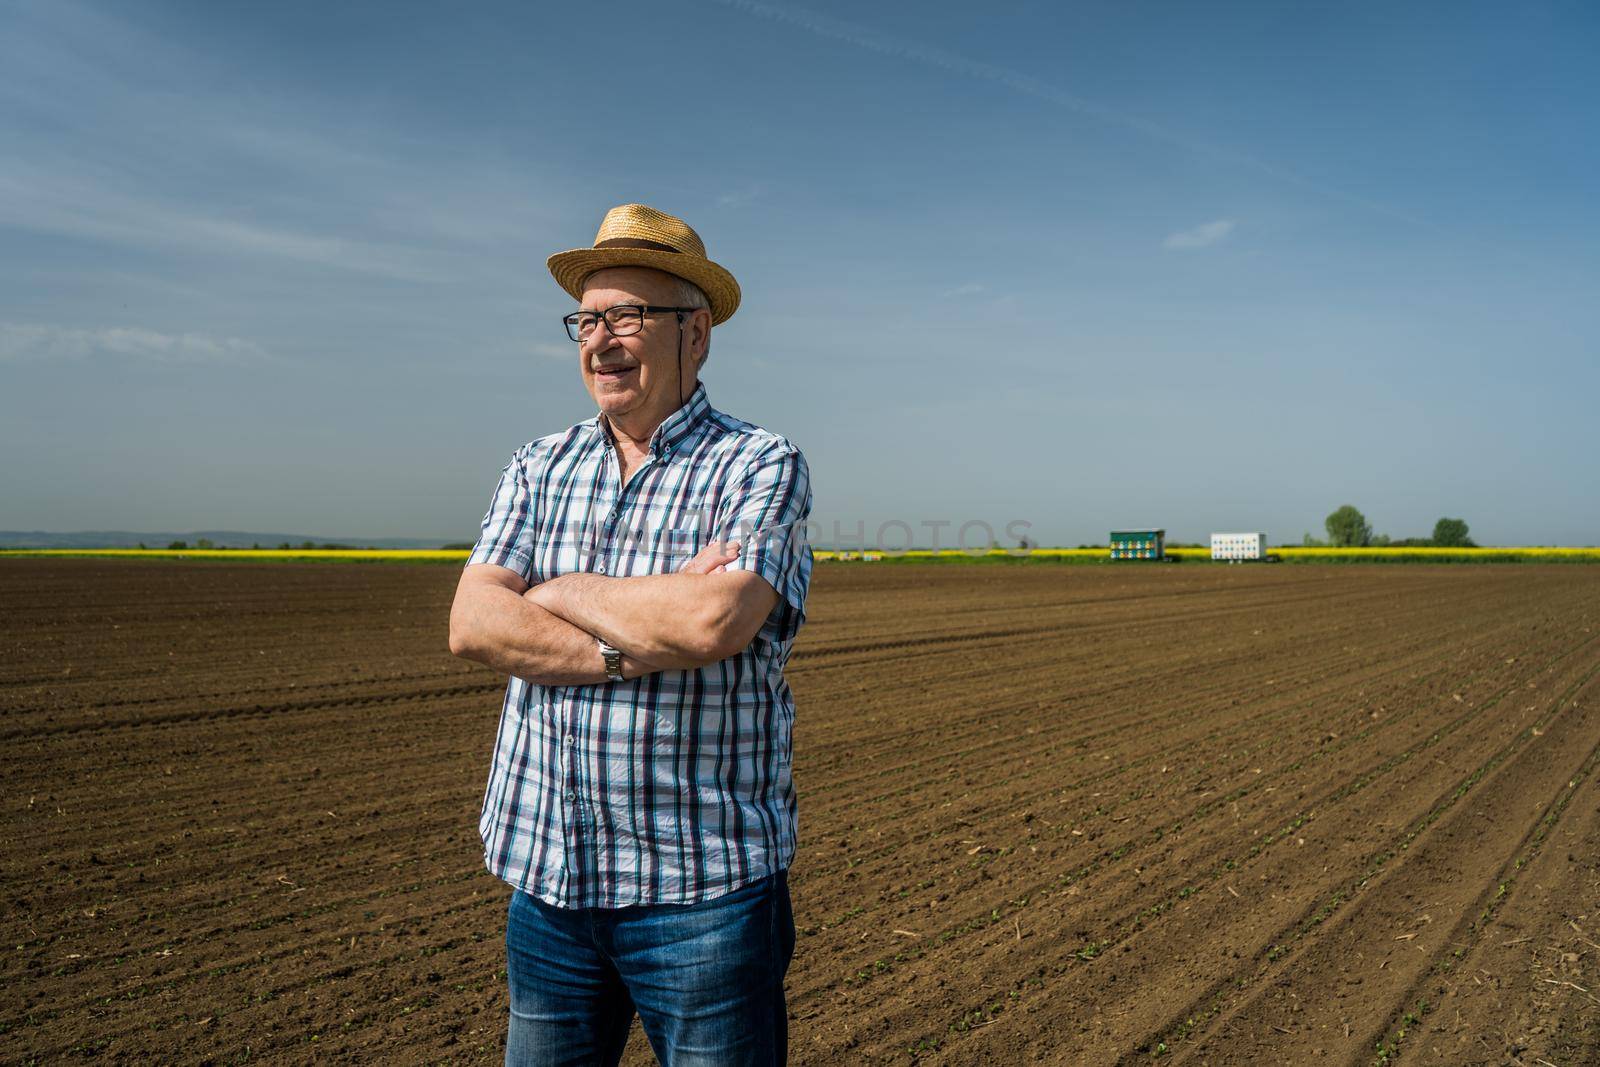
{"left": 692, "top": 308, "right": 713, "bottom": 365}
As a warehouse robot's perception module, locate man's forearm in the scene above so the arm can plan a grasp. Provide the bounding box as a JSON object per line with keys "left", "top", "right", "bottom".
{"left": 451, "top": 581, "right": 655, "bottom": 685}
{"left": 529, "top": 571, "right": 737, "bottom": 668}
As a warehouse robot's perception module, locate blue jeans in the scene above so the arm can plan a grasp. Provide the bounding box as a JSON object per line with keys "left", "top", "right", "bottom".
{"left": 504, "top": 871, "right": 794, "bottom": 1066}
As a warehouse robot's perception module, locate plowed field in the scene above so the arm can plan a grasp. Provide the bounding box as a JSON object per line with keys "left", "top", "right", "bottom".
{"left": 4, "top": 561, "right": 1598, "bottom": 1065}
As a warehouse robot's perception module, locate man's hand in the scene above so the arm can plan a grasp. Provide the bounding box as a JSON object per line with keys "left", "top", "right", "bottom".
{"left": 679, "top": 539, "right": 741, "bottom": 574}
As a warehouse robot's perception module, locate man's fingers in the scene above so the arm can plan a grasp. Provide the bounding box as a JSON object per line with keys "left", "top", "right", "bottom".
{"left": 680, "top": 539, "right": 744, "bottom": 574}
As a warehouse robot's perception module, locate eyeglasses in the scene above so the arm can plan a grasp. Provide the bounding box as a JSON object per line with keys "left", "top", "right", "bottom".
{"left": 562, "top": 305, "right": 695, "bottom": 342}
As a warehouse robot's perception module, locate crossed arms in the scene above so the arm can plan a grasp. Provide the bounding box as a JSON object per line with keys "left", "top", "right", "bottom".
{"left": 447, "top": 540, "right": 781, "bottom": 685}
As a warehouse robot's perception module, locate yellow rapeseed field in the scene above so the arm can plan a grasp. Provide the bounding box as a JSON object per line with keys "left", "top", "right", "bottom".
{"left": 0, "top": 548, "right": 469, "bottom": 561}
{"left": 813, "top": 546, "right": 1600, "bottom": 562}
{"left": 1262, "top": 546, "right": 1600, "bottom": 560}
{"left": 2, "top": 547, "right": 1596, "bottom": 563}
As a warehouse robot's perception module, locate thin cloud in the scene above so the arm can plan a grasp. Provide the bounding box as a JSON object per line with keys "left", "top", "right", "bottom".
{"left": 0, "top": 167, "right": 447, "bottom": 282}
{"left": 1164, "top": 219, "right": 1236, "bottom": 250}
{"left": 717, "top": 185, "right": 762, "bottom": 207}
{"left": 941, "top": 282, "right": 988, "bottom": 298}
{"left": 531, "top": 342, "right": 573, "bottom": 362}
{"left": 0, "top": 323, "right": 266, "bottom": 365}
{"left": 0, "top": 6, "right": 553, "bottom": 284}
{"left": 712, "top": 0, "right": 1427, "bottom": 227}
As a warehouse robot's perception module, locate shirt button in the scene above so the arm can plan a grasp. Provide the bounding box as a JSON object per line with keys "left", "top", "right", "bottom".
{"left": 565, "top": 790, "right": 576, "bottom": 801}
{"left": 564, "top": 734, "right": 575, "bottom": 746}
{"left": 596, "top": 564, "right": 607, "bottom": 575}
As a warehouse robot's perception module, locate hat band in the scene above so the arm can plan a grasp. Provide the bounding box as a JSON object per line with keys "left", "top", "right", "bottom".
{"left": 595, "top": 237, "right": 683, "bottom": 254}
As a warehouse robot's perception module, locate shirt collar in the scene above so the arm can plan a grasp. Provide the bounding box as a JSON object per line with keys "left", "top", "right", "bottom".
{"left": 593, "top": 382, "right": 712, "bottom": 459}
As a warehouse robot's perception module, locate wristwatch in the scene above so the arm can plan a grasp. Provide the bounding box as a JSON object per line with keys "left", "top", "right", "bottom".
{"left": 597, "top": 639, "right": 624, "bottom": 682}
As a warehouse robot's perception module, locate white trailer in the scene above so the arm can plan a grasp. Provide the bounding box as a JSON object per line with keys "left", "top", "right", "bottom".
{"left": 1211, "top": 532, "right": 1268, "bottom": 561}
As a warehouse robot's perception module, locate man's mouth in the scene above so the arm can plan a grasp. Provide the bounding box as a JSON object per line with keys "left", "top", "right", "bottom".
{"left": 593, "top": 364, "right": 637, "bottom": 382}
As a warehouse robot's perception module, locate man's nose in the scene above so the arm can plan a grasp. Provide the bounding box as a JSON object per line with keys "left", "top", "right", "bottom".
{"left": 582, "top": 319, "right": 619, "bottom": 358}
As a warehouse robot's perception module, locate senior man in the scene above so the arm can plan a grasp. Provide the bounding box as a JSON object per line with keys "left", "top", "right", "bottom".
{"left": 449, "top": 203, "right": 813, "bottom": 1066}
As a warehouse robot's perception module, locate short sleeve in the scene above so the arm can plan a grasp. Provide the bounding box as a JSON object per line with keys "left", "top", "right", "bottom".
{"left": 714, "top": 445, "right": 813, "bottom": 644}
{"left": 467, "top": 451, "right": 537, "bottom": 581}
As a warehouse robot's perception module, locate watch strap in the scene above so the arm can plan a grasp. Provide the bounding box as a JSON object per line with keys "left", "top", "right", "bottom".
{"left": 597, "top": 639, "right": 624, "bottom": 682}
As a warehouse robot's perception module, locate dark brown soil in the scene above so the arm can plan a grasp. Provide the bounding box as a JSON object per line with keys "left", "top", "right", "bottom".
{"left": 2, "top": 561, "right": 1597, "bottom": 1065}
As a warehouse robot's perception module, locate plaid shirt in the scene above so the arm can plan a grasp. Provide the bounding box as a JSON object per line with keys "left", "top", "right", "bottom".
{"left": 467, "top": 383, "right": 813, "bottom": 908}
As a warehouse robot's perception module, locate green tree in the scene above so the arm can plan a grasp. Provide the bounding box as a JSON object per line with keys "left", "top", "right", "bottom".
{"left": 1325, "top": 505, "right": 1373, "bottom": 547}
{"left": 167, "top": 540, "right": 188, "bottom": 550}
{"left": 1432, "top": 517, "right": 1475, "bottom": 548}
{"left": 195, "top": 538, "right": 214, "bottom": 549}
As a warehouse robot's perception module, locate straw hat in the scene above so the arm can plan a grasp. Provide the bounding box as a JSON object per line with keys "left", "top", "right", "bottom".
{"left": 547, "top": 204, "right": 741, "bottom": 325}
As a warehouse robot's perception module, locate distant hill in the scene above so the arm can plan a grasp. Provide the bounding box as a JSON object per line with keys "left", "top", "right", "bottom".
{"left": 0, "top": 530, "right": 470, "bottom": 550}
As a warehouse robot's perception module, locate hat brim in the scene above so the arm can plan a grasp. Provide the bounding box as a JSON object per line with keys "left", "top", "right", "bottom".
{"left": 547, "top": 248, "right": 741, "bottom": 325}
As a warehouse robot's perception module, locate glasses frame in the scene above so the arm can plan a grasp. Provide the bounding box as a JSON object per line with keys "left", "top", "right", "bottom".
{"left": 563, "top": 304, "right": 698, "bottom": 343}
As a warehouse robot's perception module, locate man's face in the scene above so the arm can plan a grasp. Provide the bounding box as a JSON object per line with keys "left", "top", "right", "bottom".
{"left": 576, "top": 267, "right": 701, "bottom": 428}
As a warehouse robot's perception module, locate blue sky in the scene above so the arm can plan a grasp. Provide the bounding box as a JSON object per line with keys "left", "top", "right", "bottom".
{"left": 2, "top": 0, "right": 1596, "bottom": 546}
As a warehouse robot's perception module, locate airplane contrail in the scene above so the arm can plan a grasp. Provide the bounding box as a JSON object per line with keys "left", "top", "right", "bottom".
{"left": 709, "top": 0, "right": 1429, "bottom": 228}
